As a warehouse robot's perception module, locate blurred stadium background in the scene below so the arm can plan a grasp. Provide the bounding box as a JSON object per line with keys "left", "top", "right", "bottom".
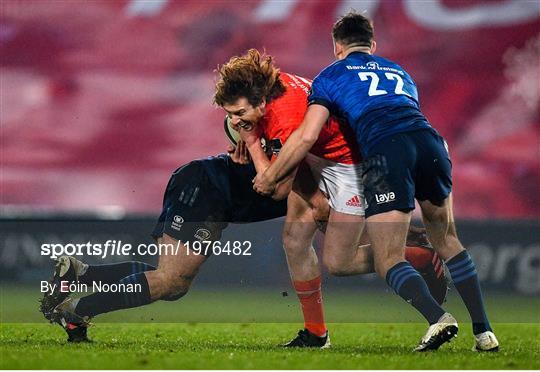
{"left": 1, "top": 0, "right": 539, "bottom": 324}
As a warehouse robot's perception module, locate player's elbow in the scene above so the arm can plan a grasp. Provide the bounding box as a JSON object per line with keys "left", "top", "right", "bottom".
{"left": 300, "top": 132, "right": 318, "bottom": 147}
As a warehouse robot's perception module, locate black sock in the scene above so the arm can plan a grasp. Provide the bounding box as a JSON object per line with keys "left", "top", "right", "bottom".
{"left": 75, "top": 272, "right": 152, "bottom": 318}
{"left": 386, "top": 262, "right": 446, "bottom": 324}
{"left": 80, "top": 261, "right": 156, "bottom": 285}
{"left": 446, "top": 250, "right": 492, "bottom": 335}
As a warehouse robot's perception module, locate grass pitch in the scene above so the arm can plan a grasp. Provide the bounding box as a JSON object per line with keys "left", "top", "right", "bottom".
{"left": 1, "top": 287, "right": 539, "bottom": 369}
{"left": 1, "top": 323, "right": 539, "bottom": 369}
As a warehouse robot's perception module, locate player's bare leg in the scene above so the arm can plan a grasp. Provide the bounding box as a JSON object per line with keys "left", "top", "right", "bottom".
{"left": 420, "top": 193, "right": 498, "bottom": 351}
{"left": 282, "top": 190, "right": 329, "bottom": 348}
{"left": 145, "top": 234, "right": 207, "bottom": 301}
{"left": 292, "top": 163, "right": 372, "bottom": 277}
{"left": 283, "top": 191, "right": 320, "bottom": 281}
{"left": 321, "top": 210, "right": 367, "bottom": 275}
{"left": 419, "top": 193, "right": 463, "bottom": 260}
{"left": 317, "top": 211, "right": 448, "bottom": 303}
{"left": 324, "top": 218, "right": 443, "bottom": 276}
{"left": 295, "top": 169, "right": 447, "bottom": 301}
{"left": 366, "top": 210, "right": 410, "bottom": 277}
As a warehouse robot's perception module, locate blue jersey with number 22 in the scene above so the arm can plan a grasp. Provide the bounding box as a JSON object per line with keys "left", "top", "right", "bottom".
{"left": 308, "top": 52, "right": 432, "bottom": 156}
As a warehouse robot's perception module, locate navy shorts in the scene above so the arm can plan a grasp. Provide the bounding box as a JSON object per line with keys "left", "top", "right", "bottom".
{"left": 152, "top": 155, "right": 287, "bottom": 252}
{"left": 362, "top": 129, "right": 452, "bottom": 218}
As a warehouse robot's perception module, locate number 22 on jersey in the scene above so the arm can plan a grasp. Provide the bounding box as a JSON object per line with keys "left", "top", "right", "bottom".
{"left": 358, "top": 72, "right": 410, "bottom": 97}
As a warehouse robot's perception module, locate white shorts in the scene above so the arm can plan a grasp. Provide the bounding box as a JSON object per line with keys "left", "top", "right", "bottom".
{"left": 305, "top": 153, "right": 365, "bottom": 216}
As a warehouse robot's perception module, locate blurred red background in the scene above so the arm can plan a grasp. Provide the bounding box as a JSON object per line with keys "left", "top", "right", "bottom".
{"left": 1, "top": 0, "right": 539, "bottom": 218}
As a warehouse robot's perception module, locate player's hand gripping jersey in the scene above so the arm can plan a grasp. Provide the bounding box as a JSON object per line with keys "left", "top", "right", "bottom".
{"left": 308, "top": 53, "right": 432, "bottom": 156}
{"left": 259, "top": 73, "right": 365, "bottom": 215}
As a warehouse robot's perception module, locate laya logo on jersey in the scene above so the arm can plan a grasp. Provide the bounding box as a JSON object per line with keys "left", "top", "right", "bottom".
{"left": 171, "top": 215, "right": 184, "bottom": 231}
{"left": 375, "top": 192, "right": 396, "bottom": 204}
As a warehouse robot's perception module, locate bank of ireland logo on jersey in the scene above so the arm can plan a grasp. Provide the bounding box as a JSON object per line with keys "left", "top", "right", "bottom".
{"left": 194, "top": 228, "right": 211, "bottom": 241}
{"left": 171, "top": 215, "right": 184, "bottom": 231}
{"left": 375, "top": 192, "right": 396, "bottom": 204}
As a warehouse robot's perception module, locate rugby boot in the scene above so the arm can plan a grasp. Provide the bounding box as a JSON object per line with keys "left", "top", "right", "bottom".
{"left": 283, "top": 329, "right": 331, "bottom": 349}
{"left": 473, "top": 331, "right": 499, "bottom": 352}
{"left": 414, "top": 312, "right": 458, "bottom": 352}
{"left": 51, "top": 297, "right": 92, "bottom": 343}
{"left": 40, "top": 256, "right": 88, "bottom": 322}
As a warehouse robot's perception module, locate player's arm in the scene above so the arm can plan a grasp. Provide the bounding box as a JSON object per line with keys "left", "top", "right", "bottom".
{"left": 240, "top": 127, "right": 295, "bottom": 201}
{"left": 253, "top": 104, "right": 330, "bottom": 196}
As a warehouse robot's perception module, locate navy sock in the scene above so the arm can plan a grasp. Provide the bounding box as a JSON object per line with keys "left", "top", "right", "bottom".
{"left": 446, "top": 250, "right": 492, "bottom": 335}
{"left": 80, "top": 261, "right": 156, "bottom": 285}
{"left": 386, "top": 262, "right": 446, "bottom": 324}
{"left": 75, "top": 273, "right": 152, "bottom": 318}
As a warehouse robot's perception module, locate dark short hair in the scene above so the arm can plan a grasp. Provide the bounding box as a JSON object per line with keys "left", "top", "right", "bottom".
{"left": 332, "top": 11, "right": 374, "bottom": 48}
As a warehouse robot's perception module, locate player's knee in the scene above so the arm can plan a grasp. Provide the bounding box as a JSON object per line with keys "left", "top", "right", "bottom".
{"left": 282, "top": 230, "right": 302, "bottom": 255}
{"left": 161, "top": 280, "right": 190, "bottom": 301}
{"left": 421, "top": 204, "right": 448, "bottom": 225}
{"left": 156, "top": 269, "right": 196, "bottom": 299}
{"left": 161, "top": 290, "right": 187, "bottom": 302}
{"left": 323, "top": 255, "right": 349, "bottom": 276}
{"left": 326, "top": 262, "right": 349, "bottom": 277}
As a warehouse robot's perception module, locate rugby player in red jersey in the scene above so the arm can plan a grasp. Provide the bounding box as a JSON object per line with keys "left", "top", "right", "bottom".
{"left": 214, "top": 49, "right": 446, "bottom": 347}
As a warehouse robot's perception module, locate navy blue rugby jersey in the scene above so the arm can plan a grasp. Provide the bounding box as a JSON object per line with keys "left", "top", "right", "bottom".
{"left": 308, "top": 52, "right": 432, "bottom": 155}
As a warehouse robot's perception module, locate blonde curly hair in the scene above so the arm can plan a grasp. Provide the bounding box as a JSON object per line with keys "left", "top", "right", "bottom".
{"left": 214, "top": 49, "right": 285, "bottom": 107}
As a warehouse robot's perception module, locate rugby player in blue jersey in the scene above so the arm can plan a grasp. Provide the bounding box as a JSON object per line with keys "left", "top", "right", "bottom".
{"left": 254, "top": 11, "right": 498, "bottom": 352}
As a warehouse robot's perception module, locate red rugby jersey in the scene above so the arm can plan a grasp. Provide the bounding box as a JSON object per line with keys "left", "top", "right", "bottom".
{"left": 259, "top": 73, "right": 360, "bottom": 164}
